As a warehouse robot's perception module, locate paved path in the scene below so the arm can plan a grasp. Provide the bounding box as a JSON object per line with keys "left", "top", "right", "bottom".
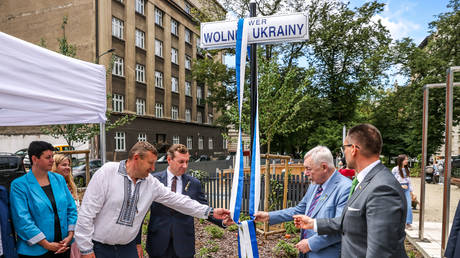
{"left": 405, "top": 177, "right": 460, "bottom": 257}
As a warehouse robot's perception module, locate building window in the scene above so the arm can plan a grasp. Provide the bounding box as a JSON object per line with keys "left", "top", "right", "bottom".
{"left": 187, "top": 136, "right": 193, "bottom": 149}
{"left": 208, "top": 138, "right": 213, "bottom": 150}
{"left": 171, "top": 48, "right": 178, "bottom": 64}
{"left": 112, "top": 94, "right": 124, "bottom": 112}
{"left": 185, "top": 81, "right": 192, "bottom": 96}
{"left": 135, "top": 0, "right": 144, "bottom": 15}
{"left": 171, "top": 19, "right": 178, "bottom": 36}
{"left": 197, "top": 111, "right": 202, "bottom": 123}
{"left": 173, "top": 135, "right": 180, "bottom": 144}
{"left": 112, "top": 56, "right": 124, "bottom": 77}
{"left": 171, "top": 106, "right": 178, "bottom": 120}
{"left": 185, "top": 108, "right": 191, "bottom": 122}
{"left": 136, "top": 98, "right": 145, "bottom": 115}
{"left": 135, "top": 29, "right": 145, "bottom": 49}
{"left": 155, "top": 8, "right": 163, "bottom": 26}
{"left": 155, "top": 71, "right": 163, "bottom": 88}
{"left": 196, "top": 37, "right": 201, "bottom": 51}
{"left": 185, "top": 28, "right": 192, "bottom": 44}
{"left": 223, "top": 138, "right": 227, "bottom": 149}
{"left": 155, "top": 103, "right": 164, "bottom": 118}
{"left": 155, "top": 39, "right": 163, "bottom": 57}
{"left": 207, "top": 89, "right": 212, "bottom": 97}
{"left": 138, "top": 133, "right": 147, "bottom": 142}
{"left": 185, "top": 55, "right": 192, "bottom": 70}
{"left": 136, "top": 64, "right": 145, "bottom": 83}
{"left": 112, "top": 17, "right": 124, "bottom": 39}
{"left": 198, "top": 136, "right": 204, "bottom": 150}
{"left": 171, "top": 77, "right": 179, "bottom": 93}
{"left": 208, "top": 113, "right": 213, "bottom": 124}
{"left": 197, "top": 86, "right": 202, "bottom": 100}
{"left": 115, "top": 132, "right": 126, "bottom": 151}
{"left": 184, "top": 1, "right": 192, "bottom": 14}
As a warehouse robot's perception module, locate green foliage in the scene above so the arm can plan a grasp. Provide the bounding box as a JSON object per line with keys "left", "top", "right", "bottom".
{"left": 273, "top": 239, "right": 299, "bottom": 258}
{"left": 199, "top": 218, "right": 206, "bottom": 224}
{"left": 227, "top": 224, "right": 238, "bottom": 232}
{"left": 190, "top": 169, "right": 208, "bottom": 181}
{"left": 204, "top": 225, "right": 225, "bottom": 239}
{"left": 410, "top": 167, "right": 421, "bottom": 177}
{"left": 284, "top": 221, "right": 299, "bottom": 234}
{"left": 239, "top": 213, "right": 251, "bottom": 222}
{"left": 198, "top": 240, "right": 219, "bottom": 257}
{"left": 269, "top": 179, "right": 284, "bottom": 211}
{"left": 290, "top": 235, "right": 300, "bottom": 244}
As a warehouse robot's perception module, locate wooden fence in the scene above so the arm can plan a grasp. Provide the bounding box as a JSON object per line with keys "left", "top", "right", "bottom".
{"left": 201, "top": 173, "right": 310, "bottom": 214}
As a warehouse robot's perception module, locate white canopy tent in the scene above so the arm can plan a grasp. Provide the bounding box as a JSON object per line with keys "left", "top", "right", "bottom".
{"left": 0, "top": 32, "right": 107, "bottom": 161}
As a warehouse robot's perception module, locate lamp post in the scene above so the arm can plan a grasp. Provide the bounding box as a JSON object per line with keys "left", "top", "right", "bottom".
{"left": 96, "top": 48, "right": 115, "bottom": 64}
{"left": 93, "top": 48, "right": 115, "bottom": 163}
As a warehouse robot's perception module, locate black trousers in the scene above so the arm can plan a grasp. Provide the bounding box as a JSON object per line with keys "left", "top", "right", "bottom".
{"left": 18, "top": 250, "right": 70, "bottom": 258}
{"left": 149, "top": 237, "right": 193, "bottom": 258}
{"left": 93, "top": 240, "right": 138, "bottom": 258}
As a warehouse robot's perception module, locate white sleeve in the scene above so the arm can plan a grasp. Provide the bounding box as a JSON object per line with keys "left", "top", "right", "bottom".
{"left": 152, "top": 178, "right": 210, "bottom": 218}
{"left": 74, "top": 166, "right": 108, "bottom": 255}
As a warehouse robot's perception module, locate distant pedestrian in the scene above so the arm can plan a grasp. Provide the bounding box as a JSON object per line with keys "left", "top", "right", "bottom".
{"left": 392, "top": 154, "right": 413, "bottom": 229}
{"left": 338, "top": 158, "right": 355, "bottom": 180}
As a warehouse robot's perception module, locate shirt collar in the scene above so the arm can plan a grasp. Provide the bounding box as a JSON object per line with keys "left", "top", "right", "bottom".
{"left": 356, "top": 159, "right": 381, "bottom": 183}
{"left": 167, "top": 168, "right": 182, "bottom": 182}
{"left": 118, "top": 160, "right": 146, "bottom": 182}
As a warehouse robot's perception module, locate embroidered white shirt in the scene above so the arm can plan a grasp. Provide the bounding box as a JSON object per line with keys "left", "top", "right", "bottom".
{"left": 75, "top": 161, "right": 211, "bottom": 254}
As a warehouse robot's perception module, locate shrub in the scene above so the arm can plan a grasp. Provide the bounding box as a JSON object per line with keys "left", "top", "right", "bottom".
{"left": 198, "top": 240, "right": 219, "bottom": 257}
{"left": 273, "top": 239, "right": 298, "bottom": 258}
{"left": 227, "top": 224, "right": 238, "bottom": 232}
{"left": 204, "top": 225, "right": 225, "bottom": 239}
{"left": 284, "top": 221, "right": 299, "bottom": 234}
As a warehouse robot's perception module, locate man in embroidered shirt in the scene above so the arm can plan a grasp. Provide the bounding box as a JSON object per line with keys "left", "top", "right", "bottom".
{"left": 75, "top": 142, "right": 230, "bottom": 258}
{"left": 140, "top": 144, "right": 232, "bottom": 258}
{"left": 254, "top": 146, "right": 351, "bottom": 258}
{"left": 293, "top": 124, "right": 408, "bottom": 258}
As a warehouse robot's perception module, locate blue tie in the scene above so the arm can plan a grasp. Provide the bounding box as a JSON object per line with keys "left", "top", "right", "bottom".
{"left": 303, "top": 185, "right": 323, "bottom": 239}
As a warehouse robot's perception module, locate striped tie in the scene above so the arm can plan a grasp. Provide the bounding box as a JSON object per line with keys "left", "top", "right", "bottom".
{"left": 307, "top": 185, "right": 323, "bottom": 217}
{"left": 303, "top": 185, "right": 323, "bottom": 239}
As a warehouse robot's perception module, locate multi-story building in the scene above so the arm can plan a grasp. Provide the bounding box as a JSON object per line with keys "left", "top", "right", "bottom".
{"left": 0, "top": 0, "right": 228, "bottom": 160}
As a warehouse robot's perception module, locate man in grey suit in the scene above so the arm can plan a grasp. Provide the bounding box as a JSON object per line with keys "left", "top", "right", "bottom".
{"left": 254, "top": 146, "right": 351, "bottom": 258}
{"left": 294, "top": 124, "right": 408, "bottom": 258}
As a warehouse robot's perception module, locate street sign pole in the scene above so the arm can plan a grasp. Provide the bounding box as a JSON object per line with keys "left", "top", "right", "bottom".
{"left": 250, "top": 1, "right": 257, "bottom": 162}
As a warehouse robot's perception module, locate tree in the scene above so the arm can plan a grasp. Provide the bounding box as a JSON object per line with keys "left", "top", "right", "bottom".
{"left": 41, "top": 16, "right": 135, "bottom": 148}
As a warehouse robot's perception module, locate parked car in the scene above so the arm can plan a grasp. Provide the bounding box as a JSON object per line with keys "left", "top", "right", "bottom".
{"left": 194, "top": 155, "right": 210, "bottom": 162}
{"left": 156, "top": 153, "right": 168, "bottom": 163}
{"left": 54, "top": 145, "right": 75, "bottom": 152}
{"left": 72, "top": 159, "right": 102, "bottom": 187}
{"left": 15, "top": 148, "right": 30, "bottom": 168}
{"left": 0, "top": 153, "right": 26, "bottom": 191}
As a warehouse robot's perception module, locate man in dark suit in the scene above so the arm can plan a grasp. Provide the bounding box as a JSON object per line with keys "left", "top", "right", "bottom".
{"left": 0, "top": 185, "right": 17, "bottom": 258}
{"left": 142, "top": 144, "right": 230, "bottom": 258}
{"left": 294, "top": 124, "right": 408, "bottom": 258}
{"left": 445, "top": 200, "right": 460, "bottom": 258}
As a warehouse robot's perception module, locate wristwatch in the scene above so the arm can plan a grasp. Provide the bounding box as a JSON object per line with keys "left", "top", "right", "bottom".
{"left": 208, "top": 207, "right": 214, "bottom": 218}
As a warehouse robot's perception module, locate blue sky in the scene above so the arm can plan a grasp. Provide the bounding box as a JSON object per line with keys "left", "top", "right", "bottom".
{"left": 348, "top": 0, "right": 451, "bottom": 44}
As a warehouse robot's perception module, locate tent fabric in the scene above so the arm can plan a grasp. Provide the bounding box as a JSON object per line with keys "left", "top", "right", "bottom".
{"left": 0, "top": 32, "right": 107, "bottom": 126}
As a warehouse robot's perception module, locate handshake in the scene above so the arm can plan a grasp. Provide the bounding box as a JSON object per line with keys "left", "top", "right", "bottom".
{"left": 253, "top": 212, "right": 315, "bottom": 230}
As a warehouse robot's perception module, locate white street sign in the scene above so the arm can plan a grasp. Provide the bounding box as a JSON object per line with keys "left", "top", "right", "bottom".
{"left": 200, "top": 12, "right": 309, "bottom": 49}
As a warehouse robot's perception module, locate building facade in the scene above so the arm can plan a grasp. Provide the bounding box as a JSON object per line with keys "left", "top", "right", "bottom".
{"left": 0, "top": 0, "right": 227, "bottom": 160}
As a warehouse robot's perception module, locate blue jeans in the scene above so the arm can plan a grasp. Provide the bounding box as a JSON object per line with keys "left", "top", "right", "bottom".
{"left": 403, "top": 187, "right": 413, "bottom": 224}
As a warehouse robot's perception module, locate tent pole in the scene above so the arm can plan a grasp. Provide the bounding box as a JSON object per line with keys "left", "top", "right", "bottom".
{"left": 100, "top": 122, "right": 106, "bottom": 164}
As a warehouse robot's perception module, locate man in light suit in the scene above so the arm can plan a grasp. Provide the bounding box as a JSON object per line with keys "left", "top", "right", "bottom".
{"left": 294, "top": 124, "right": 408, "bottom": 258}
{"left": 140, "top": 144, "right": 230, "bottom": 258}
{"left": 254, "top": 146, "right": 351, "bottom": 258}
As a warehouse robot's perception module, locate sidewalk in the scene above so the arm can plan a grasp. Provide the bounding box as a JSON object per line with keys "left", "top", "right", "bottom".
{"left": 406, "top": 221, "right": 450, "bottom": 258}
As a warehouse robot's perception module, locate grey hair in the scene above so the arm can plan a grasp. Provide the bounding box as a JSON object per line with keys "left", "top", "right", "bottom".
{"left": 303, "top": 146, "right": 335, "bottom": 168}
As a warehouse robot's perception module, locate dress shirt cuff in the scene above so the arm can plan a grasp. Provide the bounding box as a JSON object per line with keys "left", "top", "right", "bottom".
{"left": 68, "top": 224, "right": 75, "bottom": 231}
{"left": 313, "top": 219, "right": 318, "bottom": 232}
{"left": 205, "top": 206, "right": 213, "bottom": 218}
{"left": 27, "top": 232, "right": 46, "bottom": 246}
{"left": 221, "top": 220, "right": 228, "bottom": 228}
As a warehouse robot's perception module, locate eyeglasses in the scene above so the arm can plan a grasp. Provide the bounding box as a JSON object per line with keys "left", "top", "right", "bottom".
{"left": 341, "top": 144, "right": 359, "bottom": 153}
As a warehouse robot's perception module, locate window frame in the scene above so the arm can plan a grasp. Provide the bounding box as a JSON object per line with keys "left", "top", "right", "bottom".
{"left": 187, "top": 136, "right": 193, "bottom": 149}
{"left": 171, "top": 76, "right": 179, "bottom": 93}
{"left": 173, "top": 135, "right": 180, "bottom": 144}
{"left": 112, "top": 94, "right": 124, "bottom": 112}
{"left": 155, "top": 103, "right": 164, "bottom": 118}
{"left": 135, "top": 29, "right": 145, "bottom": 49}
{"left": 138, "top": 133, "right": 147, "bottom": 142}
{"left": 112, "top": 55, "right": 124, "bottom": 77}
{"left": 198, "top": 136, "right": 204, "bottom": 150}
{"left": 185, "top": 55, "right": 192, "bottom": 70}
{"left": 155, "top": 39, "right": 163, "bottom": 57}
{"left": 171, "top": 106, "right": 178, "bottom": 120}
{"left": 185, "top": 108, "right": 191, "bottom": 122}
{"left": 115, "top": 132, "right": 126, "bottom": 151}
{"left": 112, "top": 17, "right": 124, "bottom": 39}
{"left": 155, "top": 8, "right": 163, "bottom": 26}
{"left": 155, "top": 71, "right": 164, "bottom": 88}
{"left": 135, "top": 0, "right": 145, "bottom": 15}
{"left": 136, "top": 98, "right": 145, "bottom": 115}
{"left": 171, "top": 47, "right": 178, "bottom": 64}
{"left": 135, "top": 64, "right": 145, "bottom": 83}
{"left": 171, "top": 19, "right": 178, "bottom": 36}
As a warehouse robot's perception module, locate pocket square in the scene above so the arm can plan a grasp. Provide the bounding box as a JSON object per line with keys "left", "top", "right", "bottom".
{"left": 348, "top": 207, "right": 360, "bottom": 211}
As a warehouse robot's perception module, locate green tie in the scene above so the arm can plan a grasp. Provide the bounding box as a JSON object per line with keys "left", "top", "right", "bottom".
{"left": 348, "top": 177, "right": 359, "bottom": 199}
